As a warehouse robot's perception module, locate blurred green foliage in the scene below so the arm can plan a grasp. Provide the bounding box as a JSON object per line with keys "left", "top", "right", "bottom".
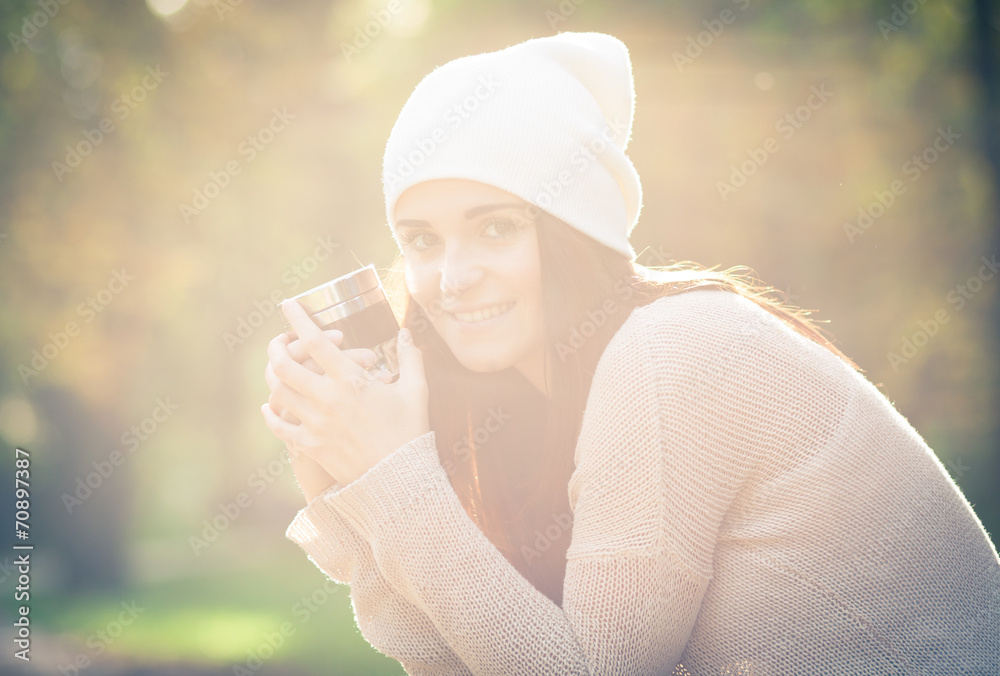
{"left": 0, "top": 0, "right": 997, "bottom": 673}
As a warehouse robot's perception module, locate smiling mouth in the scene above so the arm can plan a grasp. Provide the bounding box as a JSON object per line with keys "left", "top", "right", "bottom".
{"left": 449, "top": 301, "right": 517, "bottom": 323}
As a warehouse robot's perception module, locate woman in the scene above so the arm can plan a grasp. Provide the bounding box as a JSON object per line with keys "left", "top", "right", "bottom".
{"left": 262, "top": 32, "right": 1000, "bottom": 675}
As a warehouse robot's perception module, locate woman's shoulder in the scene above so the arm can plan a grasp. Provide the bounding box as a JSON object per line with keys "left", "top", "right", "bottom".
{"left": 606, "top": 288, "right": 774, "bottom": 365}
{"left": 596, "top": 286, "right": 859, "bottom": 396}
{"left": 627, "top": 286, "right": 762, "bottom": 331}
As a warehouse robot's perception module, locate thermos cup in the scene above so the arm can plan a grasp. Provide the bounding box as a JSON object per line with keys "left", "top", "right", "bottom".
{"left": 280, "top": 264, "right": 400, "bottom": 383}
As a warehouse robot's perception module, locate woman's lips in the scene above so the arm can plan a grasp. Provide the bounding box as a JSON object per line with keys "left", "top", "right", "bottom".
{"left": 448, "top": 301, "right": 517, "bottom": 332}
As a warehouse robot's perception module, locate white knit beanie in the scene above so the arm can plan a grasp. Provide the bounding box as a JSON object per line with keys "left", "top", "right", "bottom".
{"left": 382, "top": 31, "right": 643, "bottom": 260}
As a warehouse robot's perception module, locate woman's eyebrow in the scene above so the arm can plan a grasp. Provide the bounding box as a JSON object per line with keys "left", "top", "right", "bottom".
{"left": 394, "top": 220, "right": 428, "bottom": 230}
{"left": 463, "top": 203, "right": 525, "bottom": 219}
{"left": 395, "top": 203, "right": 526, "bottom": 230}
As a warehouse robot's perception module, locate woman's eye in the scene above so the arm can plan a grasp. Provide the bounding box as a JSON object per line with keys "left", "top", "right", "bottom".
{"left": 482, "top": 217, "right": 518, "bottom": 238}
{"left": 400, "top": 232, "right": 438, "bottom": 251}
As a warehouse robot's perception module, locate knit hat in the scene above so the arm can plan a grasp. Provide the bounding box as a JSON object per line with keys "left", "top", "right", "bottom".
{"left": 382, "top": 32, "right": 643, "bottom": 260}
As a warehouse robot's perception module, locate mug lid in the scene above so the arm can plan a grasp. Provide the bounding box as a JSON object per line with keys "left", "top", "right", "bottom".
{"left": 286, "top": 264, "right": 381, "bottom": 315}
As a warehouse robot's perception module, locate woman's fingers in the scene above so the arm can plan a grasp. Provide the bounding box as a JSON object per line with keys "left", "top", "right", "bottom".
{"left": 280, "top": 316, "right": 380, "bottom": 381}
{"left": 279, "top": 301, "right": 351, "bottom": 382}
{"left": 266, "top": 326, "right": 327, "bottom": 397}
{"left": 268, "top": 393, "right": 301, "bottom": 424}
{"left": 287, "top": 329, "right": 345, "bottom": 364}
{"left": 260, "top": 402, "right": 299, "bottom": 444}
{"left": 297, "top": 350, "right": 379, "bottom": 375}
{"left": 264, "top": 359, "right": 315, "bottom": 425}
{"left": 263, "top": 359, "right": 299, "bottom": 423}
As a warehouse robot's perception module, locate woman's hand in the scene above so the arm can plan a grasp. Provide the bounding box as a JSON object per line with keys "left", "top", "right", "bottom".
{"left": 260, "top": 300, "right": 430, "bottom": 487}
{"left": 265, "top": 329, "right": 390, "bottom": 503}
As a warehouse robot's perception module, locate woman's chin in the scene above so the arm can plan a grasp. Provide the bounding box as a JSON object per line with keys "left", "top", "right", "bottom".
{"left": 455, "top": 354, "right": 515, "bottom": 374}
{"left": 448, "top": 344, "right": 518, "bottom": 374}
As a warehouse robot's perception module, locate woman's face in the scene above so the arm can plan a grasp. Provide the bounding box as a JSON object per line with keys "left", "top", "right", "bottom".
{"left": 393, "top": 178, "right": 547, "bottom": 385}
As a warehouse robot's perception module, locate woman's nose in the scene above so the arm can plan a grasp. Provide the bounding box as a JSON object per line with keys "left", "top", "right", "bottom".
{"left": 439, "top": 247, "right": 484, "bottom": 300}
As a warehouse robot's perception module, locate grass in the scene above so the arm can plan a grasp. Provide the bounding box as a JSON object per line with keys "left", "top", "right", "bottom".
{"left": 10, "top": 551, "right": 408, "bottom": 676}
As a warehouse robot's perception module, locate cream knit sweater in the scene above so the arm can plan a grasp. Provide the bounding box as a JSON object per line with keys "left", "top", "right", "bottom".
{"left": 285, "top": 288, "right": 1000, "bottom": 675}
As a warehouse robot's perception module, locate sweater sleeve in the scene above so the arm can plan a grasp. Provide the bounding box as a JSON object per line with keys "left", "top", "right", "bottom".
{"left": 288, "top": 289, "right": 859, "bottom": 674}
{"left": 307, "top": 294, "right": 767, "bottom": 675}
{"left": 285, "top": 487, "right": 475, "bottom": 675}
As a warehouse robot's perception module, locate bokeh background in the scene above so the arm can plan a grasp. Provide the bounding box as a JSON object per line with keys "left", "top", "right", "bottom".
{"left": 1, "top": 0, "right": 998, "bottom": 674}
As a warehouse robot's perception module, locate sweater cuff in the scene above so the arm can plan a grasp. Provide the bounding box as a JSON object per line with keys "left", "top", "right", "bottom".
{"left": 321, "top": 430, "right": 452, "bottom": 542}
{"left": 285, "top": 481, "right": 357, "bottom": 583}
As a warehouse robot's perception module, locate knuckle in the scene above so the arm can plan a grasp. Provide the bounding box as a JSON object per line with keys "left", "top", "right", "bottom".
{"left": 271, "top": 353, "right": 294, "bottom": 379}
{"left": 318, "top": 393, "right": 341, "bottom": 417}
{"left": 267, "top": 333, "right": 289, "bottom": 356}
{"left": 302, "top": 332, "right": 325, "bottom": 353}
{"left": 346, "top": 349, "right": 376, "bottom": 368}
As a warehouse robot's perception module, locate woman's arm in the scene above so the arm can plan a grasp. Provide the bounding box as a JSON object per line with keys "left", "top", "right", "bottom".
{"left": 291, "top": 438, "right": 702, "bottom": 676}
{"left": 287, "top": 487, "right": 475, "bottom": 675}
{"left": 291, "top": 296, "right": 750, "bottom": 675}
{"left": 289, "top": 288, "right": 865, "bottom": 674}
{"left": 277, "top": 335, "right": 475, "bottom": 673}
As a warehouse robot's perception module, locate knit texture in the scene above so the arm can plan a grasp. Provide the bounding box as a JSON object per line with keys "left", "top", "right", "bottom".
{"left": 286, "top": 288, "right": 1000, "bottom": 675}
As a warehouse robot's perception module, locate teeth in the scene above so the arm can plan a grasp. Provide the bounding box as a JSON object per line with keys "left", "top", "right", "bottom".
{"left": 453, "top": 302, "right": 515, "bottom": 323}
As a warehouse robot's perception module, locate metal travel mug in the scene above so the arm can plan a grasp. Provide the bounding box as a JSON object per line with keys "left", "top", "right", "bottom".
{"left": 281, "top": 264, "right": 400, "bottom": 383}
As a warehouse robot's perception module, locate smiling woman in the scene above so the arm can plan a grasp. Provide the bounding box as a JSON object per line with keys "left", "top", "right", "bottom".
{"left": 393, "top": 179, "right": 548, "bottom": 391}
{"left": 263, "top": 31, "right": 1000, "bottom": 676}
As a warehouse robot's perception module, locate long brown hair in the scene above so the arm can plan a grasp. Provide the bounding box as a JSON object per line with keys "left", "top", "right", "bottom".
{"left": 380, "top": 209, "right": 863, "bottom": 604}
